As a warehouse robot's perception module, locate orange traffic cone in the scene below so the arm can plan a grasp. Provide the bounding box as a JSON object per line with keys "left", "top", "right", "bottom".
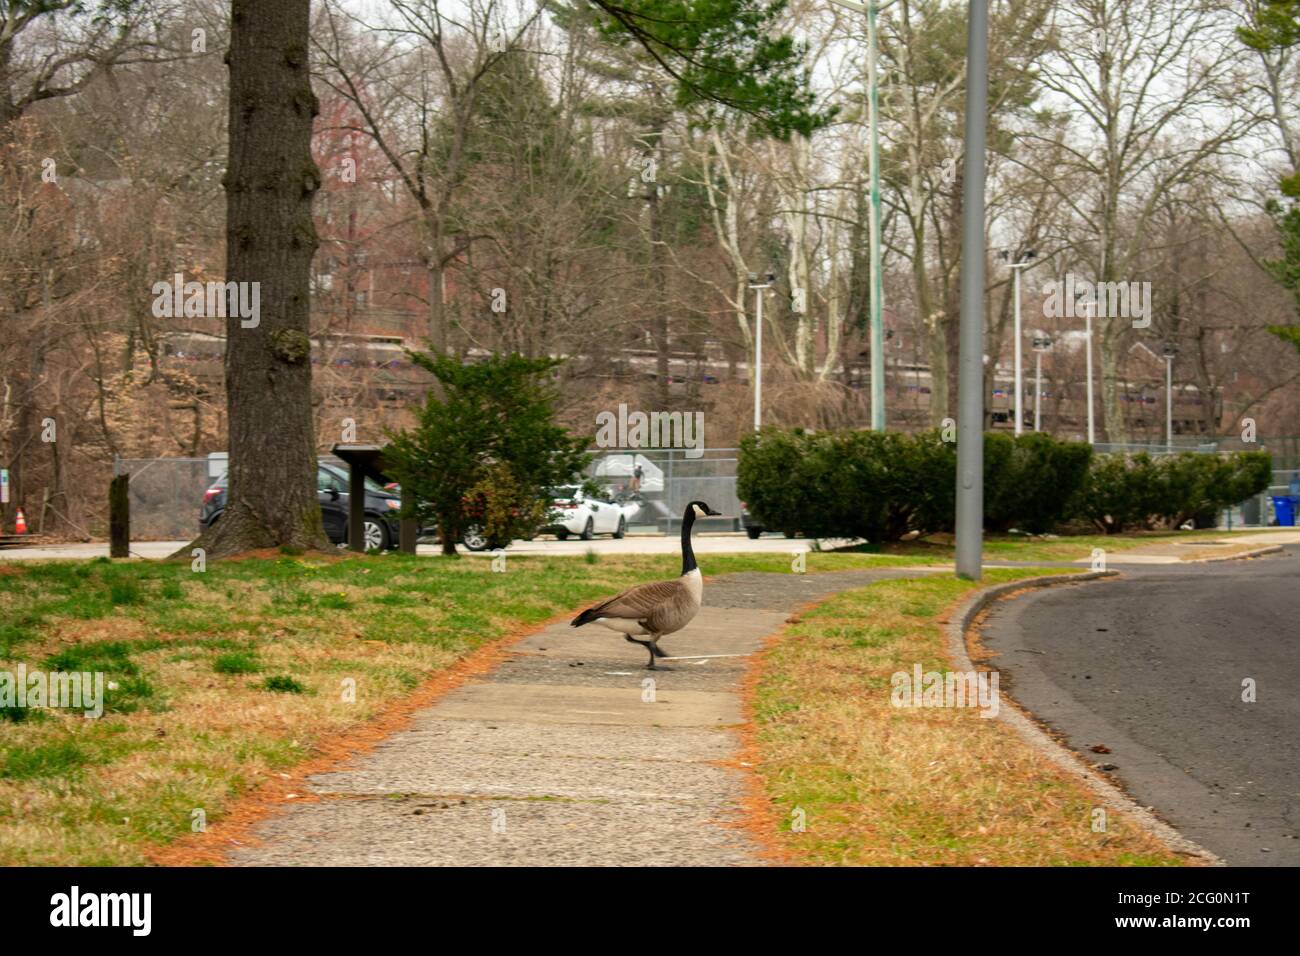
{"left": 14, "top": 508, "right": 27, "bottom": 535}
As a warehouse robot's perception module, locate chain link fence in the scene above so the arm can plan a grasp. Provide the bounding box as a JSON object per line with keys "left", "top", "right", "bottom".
{"left": 113, "top": 457, "right": 216, "bottom": 541}
{"left": 1092, "top": 437, "right": 1300, "bottom": 469}
{"left": 111, "top": 442, "right": 1296, "bottom": 541}
{"left": 1238, "top": 468, "right": 1300, "bottom": 527}
{"left": 583, "top": 448, "right": 742, "bottom": 532}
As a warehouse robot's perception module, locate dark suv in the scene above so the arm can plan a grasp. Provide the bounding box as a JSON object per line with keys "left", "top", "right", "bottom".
{"left": 200, "top": 462, "right": 403, "bottom": 550}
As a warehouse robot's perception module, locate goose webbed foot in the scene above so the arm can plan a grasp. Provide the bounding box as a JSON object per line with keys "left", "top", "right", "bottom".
{"left": 626, "top": 636, "right": 658, "bottom": 669}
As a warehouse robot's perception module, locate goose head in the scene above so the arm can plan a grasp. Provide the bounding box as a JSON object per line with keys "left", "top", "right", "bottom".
{"left": 687, "top": 501, "right": 722, "bottom": 518}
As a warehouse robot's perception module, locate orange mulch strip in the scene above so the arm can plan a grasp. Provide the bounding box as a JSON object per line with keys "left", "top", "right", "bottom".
{"left": 145, "top": 608, "right": 571, "bottom": 867}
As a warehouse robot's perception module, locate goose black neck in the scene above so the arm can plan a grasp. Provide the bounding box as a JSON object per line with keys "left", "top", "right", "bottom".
{"left": 680, "top": 506, "right": 698, "bottom": 575}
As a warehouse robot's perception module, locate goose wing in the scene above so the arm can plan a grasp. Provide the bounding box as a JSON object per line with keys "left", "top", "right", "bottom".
{"left": 584, "top": 578, "right": 686, "bottom": 621}
{"left": 572, "top": 577, "right": 701, "bottom": 636}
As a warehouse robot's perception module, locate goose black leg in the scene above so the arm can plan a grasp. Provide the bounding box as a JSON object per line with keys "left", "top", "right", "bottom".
{"left": 625, "top": 635, "right": 657, "bottom": 669}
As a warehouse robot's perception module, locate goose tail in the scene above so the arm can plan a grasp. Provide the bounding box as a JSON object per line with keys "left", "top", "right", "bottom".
{"left": 570, "top": 607, "right": 599, "bottom": 628}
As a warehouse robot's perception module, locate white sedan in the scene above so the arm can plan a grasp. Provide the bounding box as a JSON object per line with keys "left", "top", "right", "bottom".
{"left": 545, "top": 486, "right": 630, "bottom": 540}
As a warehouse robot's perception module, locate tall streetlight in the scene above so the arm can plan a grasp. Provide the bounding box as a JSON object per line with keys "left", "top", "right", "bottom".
{"left": 999, "top": 248, "right": 1036, "bottom": 434}
{"left": 1076, "top": 290, "right": 1096, "bottom": 444}
{"left": 954, "top": 0, "right": 989, "bottom": 581}
{"left": 1161, "top": 341, "right": 1178, "bottom": 449}
{"left": 828, "top": 0, "right": 895, "bottom": 432}
{"left": 748, "top": 272, "right": 775, "bottom": 430}
{"left": 1031, "top": 334, "right": 1052, "bottom": 432}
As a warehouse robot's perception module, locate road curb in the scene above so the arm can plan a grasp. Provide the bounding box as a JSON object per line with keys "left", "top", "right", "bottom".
{"left": 1186, "top": 544, "right": 1284, "bottom": 564}
{"left": 945, "top": 571, "right": 1224, "bottom": 866}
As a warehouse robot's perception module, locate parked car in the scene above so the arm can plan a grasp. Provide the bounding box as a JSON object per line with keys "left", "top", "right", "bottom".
{"left": 458, "top": 524, "right": 540, "bottom": 552}
{"left": 200, "top": 463, "right": 403, "bottom": 550}
{"left": 544, "top": 485, "right": 628, "bottom": 540}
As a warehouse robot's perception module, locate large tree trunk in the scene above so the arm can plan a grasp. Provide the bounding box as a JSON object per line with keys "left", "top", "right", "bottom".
{"left": 184, "top": 0, "right": 328, "bottom": 558}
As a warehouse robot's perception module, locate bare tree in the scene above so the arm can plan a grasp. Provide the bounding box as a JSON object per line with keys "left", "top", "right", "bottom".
{"left": 1022, "top": 0, "right": 1259, "bottom": 441}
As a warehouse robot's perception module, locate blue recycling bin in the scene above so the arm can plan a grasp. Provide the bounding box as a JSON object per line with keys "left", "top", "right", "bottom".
{"left": 1272, "top": 496, "right": 1298, "bottom": 527}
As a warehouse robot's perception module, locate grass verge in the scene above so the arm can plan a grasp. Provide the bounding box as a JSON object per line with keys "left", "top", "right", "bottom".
{"left": 745, "top": 569, "right": 1189, "bottom": 866}
{"left": 827, "top": 528, "right": 1238, "bottom": 563}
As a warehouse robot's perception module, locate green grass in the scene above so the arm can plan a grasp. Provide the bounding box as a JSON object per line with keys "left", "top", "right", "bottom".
{"left": 260, "top": 675, "right": 306, "bottom": 694}
{"left": 107, "top": 577, "right": 143, "bottom": 606}
{"left": 0, "top": 705, "right": 44, "bottom": 724}
{"left": 213, "top": 652, "right": 260, "bottom": 675}
{"left": 44, "top": 640, "right": 141, "bottom": 676}
{"left": 0, "top": 739, "right": 91, "bottom": 780}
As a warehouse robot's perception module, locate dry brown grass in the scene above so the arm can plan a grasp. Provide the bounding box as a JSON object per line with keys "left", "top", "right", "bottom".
{"left": 743, "top": 571, "right": 1189, "bottom": 866}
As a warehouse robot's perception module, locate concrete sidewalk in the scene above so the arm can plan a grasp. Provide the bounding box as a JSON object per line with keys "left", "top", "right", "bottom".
{"left": 228, "top": 568, "right": 933, "bottom": 867}
{"left": 1064, "top": 529, "right": 1300, "bottom": 565}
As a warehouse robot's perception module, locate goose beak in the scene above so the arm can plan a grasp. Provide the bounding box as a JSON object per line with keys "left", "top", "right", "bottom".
{"left": 706, "top": 507, "right": 721, "bottom": 516}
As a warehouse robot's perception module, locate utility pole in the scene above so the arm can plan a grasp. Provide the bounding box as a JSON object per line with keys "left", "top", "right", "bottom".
{"left": 1000, "top": 249, "right": 1036, "bottom": 435}
{"left": 866, "top": 0, "right": 885, "bottom": 431}
{"left": 954, "top": 0, "right": 988, "bottom": 581}
{"left": 748, "top": 273, "right": 775, "bottom": 430}
{"left": 1162, "top": 342, "right": 1178, "bottom": 449}
{"left": 828, "top": 0, "right": 894, "bottom": 431}
{"left": 1035, "top": 348, "right": 1043, "bottom": 431}
{"left": 1032, "top": 335, "right": 1052, "bottom": 433}
{"left": 1081, "top": 294, "right": 1096, "bottom": 444}
{"left": 1076, "top": 291, "right": 1097, "bottom": 444}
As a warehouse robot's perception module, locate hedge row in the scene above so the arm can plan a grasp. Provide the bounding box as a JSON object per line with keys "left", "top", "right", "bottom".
{"left": 736, "top": 427, "right": 1271, "bottom": 540}
{"left": 1073, "top": 450, "right": 1272, "bottom": 532}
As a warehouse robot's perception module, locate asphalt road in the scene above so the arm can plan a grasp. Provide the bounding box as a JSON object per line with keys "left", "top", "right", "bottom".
{"left": 981, "top": 546, "right": 1300, "bottom": 865}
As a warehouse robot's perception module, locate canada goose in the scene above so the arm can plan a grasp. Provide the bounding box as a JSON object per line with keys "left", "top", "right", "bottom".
{"left": 570, "top": 500, "right": 722, "bottom": 668}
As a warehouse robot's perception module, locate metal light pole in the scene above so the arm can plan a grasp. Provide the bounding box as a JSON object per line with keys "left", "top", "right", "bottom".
{"left": 955, "top": 0, "right": 989, "bottom": 581}
{"left": 1000, "top": 249, "right": 1036, "bottom": 435}
{"left": 1014, "top": 264, "right": 1023, "bottom": 434}
{"left": 1034, "top": 348, "right": 1042, "bottom": 431}
{"left": 748, "top": 273, "right": 775, "bottom": 430}
{"left": 755, "top": 290, "right": 763, "bottom": 430}
{"left": 1031, "top": 335, "right": 1052, "bottom": 433}
{"left": 829, "top": 0, "right": 895, "bottom": 431}
{"left": 1079, "top": 293, "right": 1096, "bottom": 444}
{"left": 1087, "top": 303, "right": 1096, "bottom": 444}
{"left": 1162, "top": 341, "right": 1178, "bottom": 449}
